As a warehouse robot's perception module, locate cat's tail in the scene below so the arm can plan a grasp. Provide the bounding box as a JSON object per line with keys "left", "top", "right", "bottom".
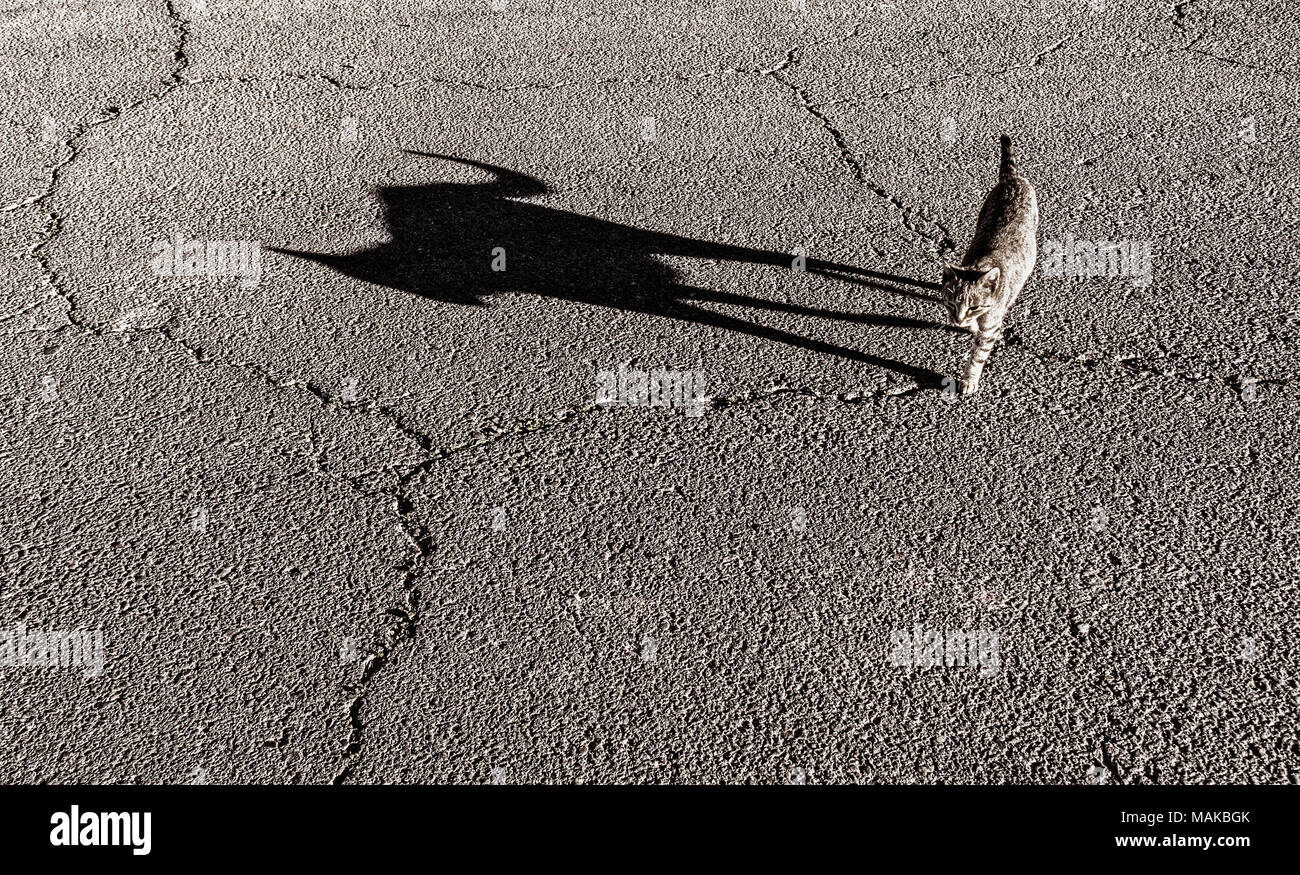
{"left": 998, "top": 133, "right": 1018, "bottom": 178}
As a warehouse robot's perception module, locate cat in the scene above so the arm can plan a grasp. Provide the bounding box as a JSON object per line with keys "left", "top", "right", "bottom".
{"left": 941, "top": 133, "right": 1038, "bottom": 395}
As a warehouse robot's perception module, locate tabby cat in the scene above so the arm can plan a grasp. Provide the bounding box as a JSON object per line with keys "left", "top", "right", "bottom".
{"left": 941, "top": 134, "right": 1038, "bottom": 394}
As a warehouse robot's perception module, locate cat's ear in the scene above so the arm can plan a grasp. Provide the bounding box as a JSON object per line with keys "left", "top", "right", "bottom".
{"left": 941, "top": 263, "right": 957, "bottom": 281}
{"left": 978, "top": 266, "right": 1001, "bottom": 287}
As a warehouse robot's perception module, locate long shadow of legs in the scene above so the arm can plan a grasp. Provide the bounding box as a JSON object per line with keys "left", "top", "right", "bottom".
{"left": 272, "top": 153, "right": 947, "bottom": 386}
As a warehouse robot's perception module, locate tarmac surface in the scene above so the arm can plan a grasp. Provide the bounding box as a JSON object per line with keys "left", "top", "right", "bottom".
{"left": 1, "top": 0, "right": 1297, "bottom": 783}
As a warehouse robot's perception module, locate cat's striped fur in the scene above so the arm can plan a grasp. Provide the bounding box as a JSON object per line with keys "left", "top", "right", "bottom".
{"left": 941, "top": 134, "right": 1038, "bottom": 394}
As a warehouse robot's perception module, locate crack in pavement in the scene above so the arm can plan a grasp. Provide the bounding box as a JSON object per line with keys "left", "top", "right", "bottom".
{"left": 0, "top": 0, "right": 453, "bottom": 780}
{"left": 296, "top": 426, "right": 429, "bottom": 786}
{"left": 157, "top": 322, "right": 438, "bottom": 457}
{"left": 314, "top": 327, "right": 1298, "bottom": 777}
{"left": 0, "top": 0, "right": 432, "bottom": 786}
{"left": 332, "top": 332, "right": 1298, "bottom": 498}
{"left": 766, "top": 66, "right": 958, "bottom": 258}
{"left": 753, "top": 32, "right": 1006, "bottom": 259}
{"left": 330, "top": 492, "right": 429, "bottom": 785}
{"left": 1, "top": 13, "right": 786, "bottom": 775}
{"left": 758, "top": 34, "right": 1078, "bottom": 258}
{"left": 1, "top": 0, "right": 191, "bottom": 330}
{"left": 813, "top": 36, "right": 1073, "bottom": 108}
{"left": 174, "top": 27, "right": 868, "bottom": 96}
{"left": 322, "top": 399, "right": 604, "bottom": 782}
{"left": 1003, "top": 332, "right": 1298, "bottom": 399}
{"left": 753, "top": 34, "right": 1076, "bottom": 261}
{"left": 1172, "top": 0, "right": 1213, "bottom": 51}
{"left": 1167, "top": 0, "right": 1295, "bottom": 77}
{"left": 10, "top": 7, "right": 1295, "bottom": 780}
{"left": 1181, "top": 45, "right": 1295, "bottom": 77}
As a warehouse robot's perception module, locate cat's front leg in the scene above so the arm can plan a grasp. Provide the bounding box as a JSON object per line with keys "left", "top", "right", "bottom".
{"left": 961, "top": 325, "right": 1001, "bottom": 395}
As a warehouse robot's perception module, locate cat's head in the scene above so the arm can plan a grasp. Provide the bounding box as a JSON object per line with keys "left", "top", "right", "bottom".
{"left": 941, "top": 264, "right": 1001, "bottom": 329}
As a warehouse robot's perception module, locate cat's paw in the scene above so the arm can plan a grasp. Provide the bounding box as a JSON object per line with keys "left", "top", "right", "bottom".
{"left": 960, "top": 379, "right": 980, "bottom": 396}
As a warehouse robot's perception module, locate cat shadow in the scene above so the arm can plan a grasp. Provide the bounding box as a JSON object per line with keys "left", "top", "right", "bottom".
{"left": 272, "top": 152, "right": 952, "bottom": 385}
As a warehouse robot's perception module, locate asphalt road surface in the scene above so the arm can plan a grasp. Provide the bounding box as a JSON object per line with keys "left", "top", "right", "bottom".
{"left": 1, "top": 0, "right": 1297, "bottom": 784}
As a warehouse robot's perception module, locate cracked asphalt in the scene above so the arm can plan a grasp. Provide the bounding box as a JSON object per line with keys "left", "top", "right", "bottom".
{"left": 1, "top": 0, "right": 1298, "bottom": 784}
